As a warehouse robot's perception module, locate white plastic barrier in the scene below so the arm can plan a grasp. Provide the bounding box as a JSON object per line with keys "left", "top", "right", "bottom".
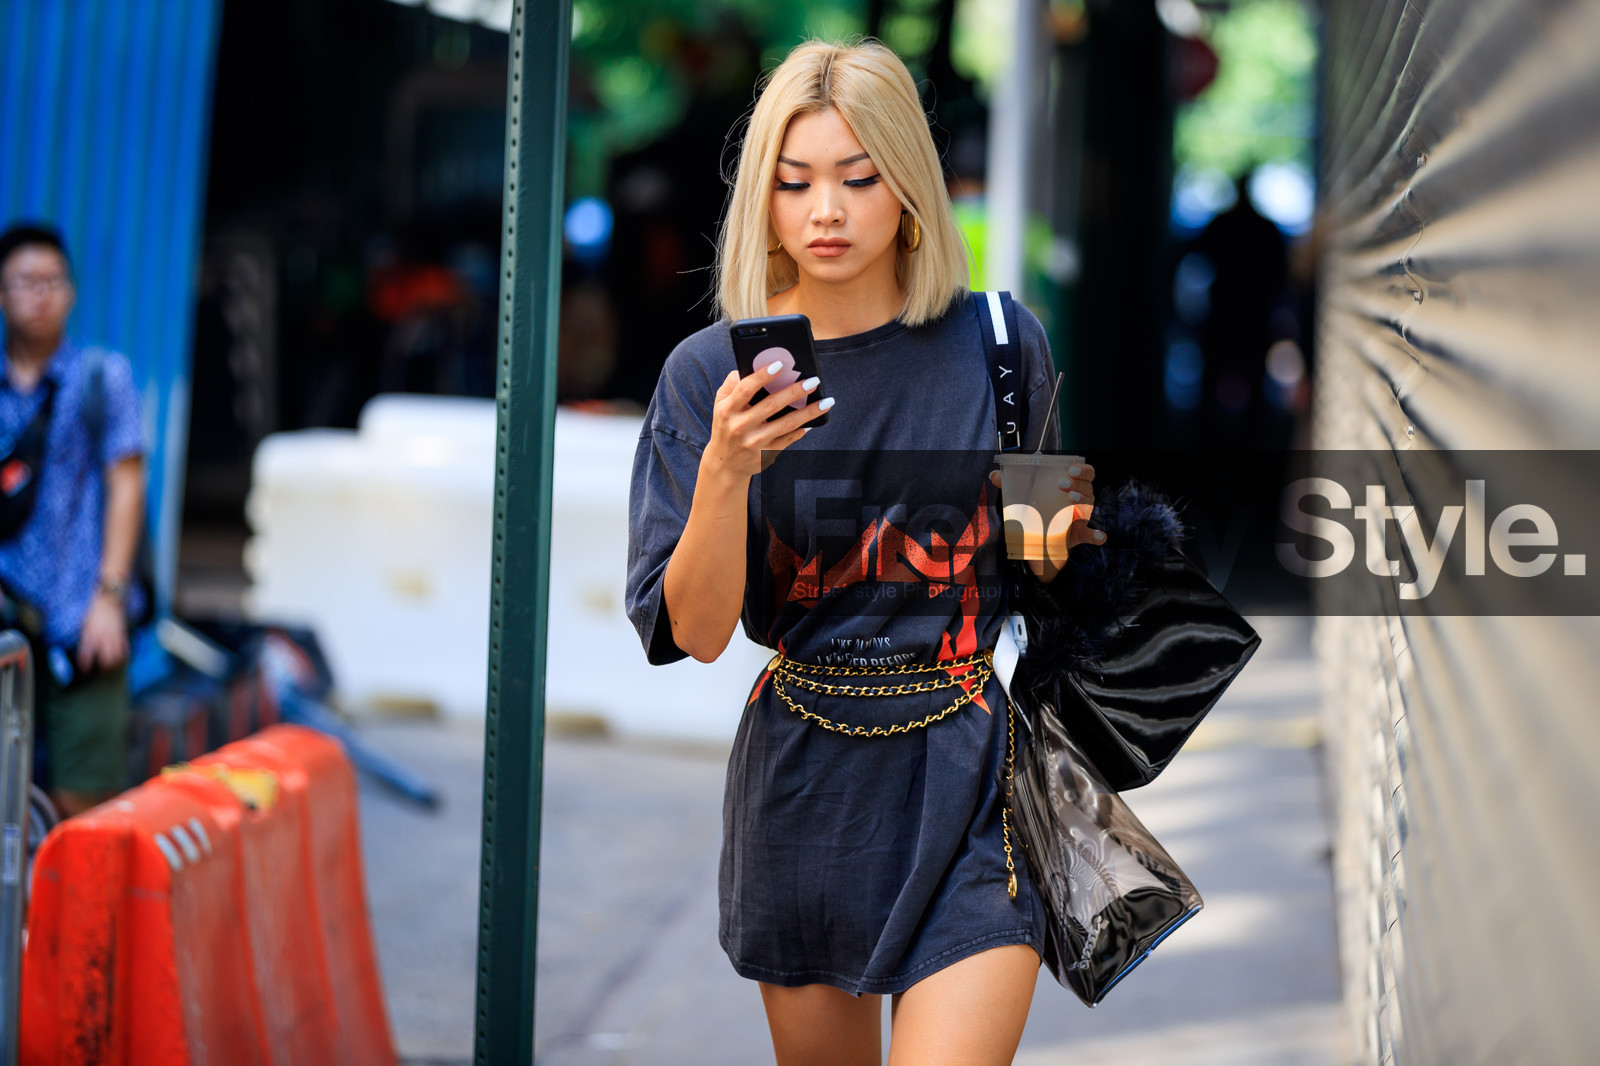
{"left": 244, "top": 395, "right": 772, "bottom": 740}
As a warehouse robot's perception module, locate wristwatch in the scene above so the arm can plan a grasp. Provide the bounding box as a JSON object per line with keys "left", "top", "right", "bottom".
{"left": 97, "top": 575, "right": 128, "bottom": 601}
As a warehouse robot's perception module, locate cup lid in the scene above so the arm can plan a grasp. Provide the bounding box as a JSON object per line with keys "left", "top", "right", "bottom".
{"left": 994, "top": 452, "right": 1083, "bottom": 466}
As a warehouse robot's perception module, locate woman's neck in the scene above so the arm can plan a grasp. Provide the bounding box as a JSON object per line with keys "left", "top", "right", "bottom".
{"left": 769, "top": 265, "right": 903, "bottom": 340}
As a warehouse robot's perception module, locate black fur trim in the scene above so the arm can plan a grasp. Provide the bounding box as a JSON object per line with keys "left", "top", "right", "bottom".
{"left": 1009, "top": 478, "right": 1186, "bottom": 668}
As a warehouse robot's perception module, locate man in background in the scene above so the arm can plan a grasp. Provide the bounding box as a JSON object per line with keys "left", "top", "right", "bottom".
{"left": 1192, "top": 170, "right": 1290, "bottom": 446}
{"left": 0, "top": 223, "right": 146, "bottom": 817}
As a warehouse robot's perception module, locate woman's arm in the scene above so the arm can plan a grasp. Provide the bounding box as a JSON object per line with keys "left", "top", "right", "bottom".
{"left": 662, "top": 456, "right": 752, "bottom": 663}
{"left": 661, "top": 363, "right": 832, "bottom": 662}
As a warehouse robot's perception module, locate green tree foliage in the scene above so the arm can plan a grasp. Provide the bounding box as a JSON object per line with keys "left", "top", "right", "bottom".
{"left": 1174, "top": 0, "right": 1316, "bottom": 178}
{"left": 566, "top": 0, "right": 865, "bottom": 197}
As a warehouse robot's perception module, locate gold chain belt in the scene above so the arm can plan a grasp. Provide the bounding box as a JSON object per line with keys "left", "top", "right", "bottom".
{"left": 765, "top": 647, "right": 1019, "bottom": 899}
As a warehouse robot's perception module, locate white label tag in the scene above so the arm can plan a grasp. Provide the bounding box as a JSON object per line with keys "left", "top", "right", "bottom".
{"left": 1007, "top": 612, "right": 1029, "bottom": 657}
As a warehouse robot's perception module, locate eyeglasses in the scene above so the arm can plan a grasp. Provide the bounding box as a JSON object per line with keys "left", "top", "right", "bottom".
{"left": 0, "top": 275, "right": 71, "bottom": 296}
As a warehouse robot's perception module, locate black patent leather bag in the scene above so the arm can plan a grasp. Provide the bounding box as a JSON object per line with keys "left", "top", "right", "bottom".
{"left": 1001, "top": 479, "right": 1258, "bottom": 1004}
{"left": 0, "top": 378, "right": 56, "bottom": 542}
{"left": 1008, "top": 479, "right": 1261, "bottom": 792}
{"left": 1008, "top": 697, "right": 1204, "bottom": 1005}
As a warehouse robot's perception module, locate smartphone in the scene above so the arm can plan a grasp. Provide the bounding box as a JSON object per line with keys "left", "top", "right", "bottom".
{"left": 729, "top": 314, "right": 830, "bottom": 427}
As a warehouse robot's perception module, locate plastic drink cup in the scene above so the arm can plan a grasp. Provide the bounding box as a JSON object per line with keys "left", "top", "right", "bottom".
{"left": 995, "top": 452, "right": 1090, "bottom": 563}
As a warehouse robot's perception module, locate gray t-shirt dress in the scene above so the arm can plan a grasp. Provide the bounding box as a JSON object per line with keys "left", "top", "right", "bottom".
{"left": 626, "top": 292, "right": 1059, "bottom": 995}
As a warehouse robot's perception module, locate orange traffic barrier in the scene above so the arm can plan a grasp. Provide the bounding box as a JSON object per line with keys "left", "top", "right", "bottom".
{"left": 20, "top": 725, "right": 396, "bottom": 1065}
{"left": 194, "top": 729, "right": 394, "bottom": 1066}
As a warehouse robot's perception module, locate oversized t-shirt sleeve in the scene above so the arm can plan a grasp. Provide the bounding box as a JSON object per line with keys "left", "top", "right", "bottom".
{"left": 625, "top": 341, "right": 720, "bottom": 666}
{"left": 1016, "top": 303, "right": 1062, "bottom": 452}
{"left": 100, "top": 351, "right": 146, "bottom": 466}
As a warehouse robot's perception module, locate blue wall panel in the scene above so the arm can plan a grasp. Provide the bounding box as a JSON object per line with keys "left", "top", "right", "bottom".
{"left": 0, "top": 0, "right": 222, "bottom": 614}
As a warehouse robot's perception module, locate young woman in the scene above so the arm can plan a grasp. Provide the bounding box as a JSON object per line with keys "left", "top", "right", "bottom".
{"left": 626, "top": 38, "right": 1103, "bottom": 1065}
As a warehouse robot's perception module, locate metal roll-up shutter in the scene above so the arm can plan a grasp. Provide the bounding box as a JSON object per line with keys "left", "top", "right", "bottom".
{"left": 1315, "top": 0, "right": 1600, "bottom": 1061}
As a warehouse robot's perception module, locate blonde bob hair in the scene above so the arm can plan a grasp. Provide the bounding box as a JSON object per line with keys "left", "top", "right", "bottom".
{"left": 715, "top": 38, "right": 969, "bottom": 327}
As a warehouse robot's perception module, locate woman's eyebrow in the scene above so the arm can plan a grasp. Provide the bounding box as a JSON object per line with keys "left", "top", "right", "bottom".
{"left": 776, "top": 152, "right": 873, "bottom": 168}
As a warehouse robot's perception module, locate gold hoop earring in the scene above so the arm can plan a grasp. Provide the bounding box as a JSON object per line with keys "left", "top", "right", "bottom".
{"left": 767, "top": 233, "right": 784, "bottom": 259}
{"left": 899, "top": 213, "right": 922, "bottom": 253}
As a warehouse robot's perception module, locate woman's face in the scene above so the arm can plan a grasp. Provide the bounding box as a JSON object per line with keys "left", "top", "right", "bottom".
{"left": 769, "top": 108, "right": 904, "bottom": 291}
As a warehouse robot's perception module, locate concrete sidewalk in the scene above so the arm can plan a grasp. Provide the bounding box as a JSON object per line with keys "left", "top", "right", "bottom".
{"left": 357, "top": 614, "right": 1348, "bottom": 1064}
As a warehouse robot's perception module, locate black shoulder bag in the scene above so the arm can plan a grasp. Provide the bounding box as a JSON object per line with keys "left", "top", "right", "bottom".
{"left": 0, "top": 377, "right": 58, "bottom": 541}
{"left": 977, "top": 290, "right": 1261, "bottom": 1005}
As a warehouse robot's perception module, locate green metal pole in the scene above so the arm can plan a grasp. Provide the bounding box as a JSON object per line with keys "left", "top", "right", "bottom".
{"left": 475, "top": 0, "right": 569, "bottom": 1061}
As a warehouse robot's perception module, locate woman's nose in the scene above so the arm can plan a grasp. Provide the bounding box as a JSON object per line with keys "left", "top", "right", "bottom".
{"left": 810, "top": 189, "right": 842, "bottom": 226}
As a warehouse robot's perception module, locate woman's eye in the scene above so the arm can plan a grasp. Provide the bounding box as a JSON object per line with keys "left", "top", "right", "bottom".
{"left": 844, "top": 175, "right": 882, "bottom": 188}
{"left": 775, "top": 181, "right": 808, "bottom": 191}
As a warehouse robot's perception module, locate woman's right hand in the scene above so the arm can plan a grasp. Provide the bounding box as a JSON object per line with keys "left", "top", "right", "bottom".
{"left": 701, "top": 361, "right": 835, "bottom": 480}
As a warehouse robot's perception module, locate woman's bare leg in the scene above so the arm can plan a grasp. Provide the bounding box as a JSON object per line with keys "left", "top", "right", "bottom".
{"left": 886, "top": 944, "right": 1039, "bottom": 1066}
{"left": 759, "top": 982, "right": 883, "bottom": 1066}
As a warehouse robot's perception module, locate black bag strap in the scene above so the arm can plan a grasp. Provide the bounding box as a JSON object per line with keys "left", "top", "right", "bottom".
{"left": 976, "top": 290, "right": 1027, "bottom": 452}
{"left": 81, "top": 346, "right": 107, "bottom": 454}
{"left": 0, "top": 375, "right": 60, "bottom": 543}
{"left": 0, "top": 375, "right": 58, "bottom": 457}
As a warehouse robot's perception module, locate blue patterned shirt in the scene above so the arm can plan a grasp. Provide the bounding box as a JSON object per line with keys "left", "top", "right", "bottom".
{"left": 0, "top": 339, "right": 146, "bottom": 645}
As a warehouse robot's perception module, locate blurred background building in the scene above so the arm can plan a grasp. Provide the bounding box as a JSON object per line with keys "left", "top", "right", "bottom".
{"left": 3, "top": 0, "right": 1598, "bottom": 1062}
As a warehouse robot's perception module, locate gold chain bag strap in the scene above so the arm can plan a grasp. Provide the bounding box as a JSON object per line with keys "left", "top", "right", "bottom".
{"left": 766, "top": 647, "right": 1020, "bottom": 898}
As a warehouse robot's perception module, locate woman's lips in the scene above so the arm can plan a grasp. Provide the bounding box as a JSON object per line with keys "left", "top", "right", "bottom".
{"left": 808, "top": 239, "right": 850, "bottom": 258}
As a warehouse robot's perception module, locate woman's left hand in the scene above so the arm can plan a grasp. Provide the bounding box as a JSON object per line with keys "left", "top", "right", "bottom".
{"left": 989, "top": 460, "right": 1105, "bottom": 581}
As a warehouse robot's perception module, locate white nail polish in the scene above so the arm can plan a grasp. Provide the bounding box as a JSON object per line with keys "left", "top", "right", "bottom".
{"left": 1068, "top": 466, "right": 1081, "bottom": 476}
{"left": 802, "top": 376, "right": 820, "bottom": 391}
{"left": 1068, "top": 491, "right": 1081, "bottom": 501}
{"left": 767, "top": 360, "right": 784, "bottom": 375}
{"left": 818, "top": 396, "right": 835, "bottom": 411}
